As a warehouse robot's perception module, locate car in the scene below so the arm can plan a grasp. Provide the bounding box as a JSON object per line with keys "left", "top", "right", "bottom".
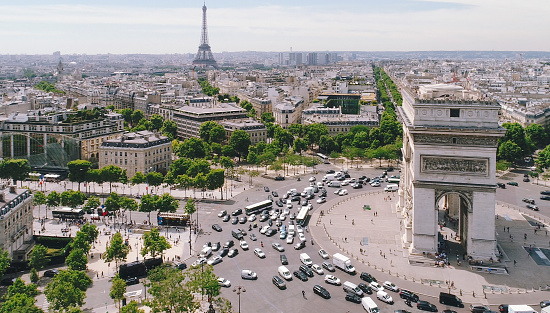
{"left": 358, "top": 283, "right": 373, "bottom": 294}
{"left": 311, "top": 264, "right": 324, "bottom": 275}
{"left": 300, "top": 264, "right": 314, "bottom": 277}
{"left": 383, "top": 281, "right": 399, "bottom": 292}
{"left": 341, "top": 180, "right": 350, "bottom": 186}
{"left": 264, "top": 186, "right": 270, "bottom": 192}
{"left": 272, "top": 191, "right": 279, "bottom": 197}
{"left": 237, "top": 228, "right": 247, "bottom": 236}
{"left": 223, "top": 240, "right": 234, "bottom": 249}
{"left": 496, "top": 182, "right": 506, "bottom": 188}
{"left": 338, "top": 189, "right": 348, "bottom": 196}
{"left": 44, "top": 269, "right": 59, "bottom": 277}
{"left": 232, "top": 209, "right": 242, "bottom": 216}
{"left": 369, "top": 281, "right": 384, "bottom": 292}
{"left": 322, "top": 261, "right": 336, "bottom": 272}
{"left": 542, "top": 190, "right": 550, "bottom": 195}
{"left": 218, "top": 277, "right": 231, "bottom": 287}
{"left": 293, "top": 270, "right": 308, "bottom": 281}
{"left": 294, "top": 241, "right": 305, "bottom": 250}
{"left": 292, "top": 196, "right": 301, "bottom": 202}
{"left": 207, "top": 255, "right": 223, "bottom": 265}
{"left": 272, "top": 275, "right": 286, "bottom": 290}
{"left": 417, "top": 301, "right": 438, "bottom": 312}
{"left": 345, "top": 292, "right": 362, "bottom": 303}
{"left": 470, "top": 305, "right": 491, "bottom": 313}
{"left": 275, "top": 176, "right": 285, "bottom": 181}
{"left": 498, "top": 305, "right": 509, "bottom": 313}
{"left": 266, "top": 229, "right": 277, "bottom": 237}
{"left": 522, "top": 198, "right": 535, "bottom": 204}
{"left": 228, "top": 249, "right": 239, "bottom": 258}
{"left": 319, "top": 249, "right": 329, "bottom": 259}
{"left": 286, "top": 236, "right": 294, "bottom": 244}
{"left": 524, "top": 176, "right": 530, "bottom": 182}
{"left": 279, "top": 231, "right": 287, "bottom": 239}
{"left": 377, "top": 290, "right": 394, "bottom": 304}
{"left": 218, "top": 210, "right": 227, "bottom": 217}
{"left": 279, "top": 254, "right": 288, "bottom": 265}
{"left": 526, "top": 204, "right": 539, "bottom": 211}
{"left": 231, "top": 217, "right": 239, "bottom": 224}
{"left": 260, "top": 225, "right": 270, "bottom": 234}
{"left": 212, "top": 224, "right": 222, "bottom": 232}
{"left": 203, "top": 242, "right": 212, "bottom": 248}
{"left": 275, "top": 200, "right": 283, "bottom": 207}
{"left": 222, "top": 215, "right": 230, "bottom": 222}
{"left": 217, "top": 248, "right": 229, "bottom": 258}
{"left": 506, "top": 181, "right": 518, "bottom": 186}
{"left": 283, "top": 193, "right": 289, "bottom": 199}
{"left": 289, "top": 213, "right": 296, "bottom": 220}
{"left": 125, "top": 277, "right": 139, "bottom": 285}
{"left": 399, "top": 289, "right": 419, "bottom": 302}
{"left": 259, "top": 214, "right": 269, "bottom": 222}
{"left": 334, "top": 188, "right": 343, "bottom": 195}
{"left": 192, "top": 258, "right": 207, "bottom": 267}
{"left": 247, "top": 214, "right": 256, "bottom": 222}
{"left": 360, "top": 272, "right": 377, "bottom": 283}
{"left": 212, "top": 242, "right": 221, "bottom": 251}
{"left": 326, "top": 170, "right": 335, "bottom": 174}
{"left": 174, "top": 262, "right": 187, "bottom": 270}
{"left": 541, "top": 195, "right": 550, "bottom": 200}
{"left": 249, "top": 233, "right": 257, "bottom": 241}
{"left": 239, "top": 240, "right": 249, "bottom": 250}
{"left": 254, "top": 248, "right": 266, "bottom": 258}
{"left": 370, "top": 181, "right": 381, "bottom": 187}
{"left": 241, "top": 269, "right": 257, "bottom": 280}
{"left": 541, "top": 301, "right": 550, "bottom": 308}
{"left": 316, "top": 197, "right": 326, "bottom": 204}
{"left": 352, "top": 183, "right": 363, "bottom": 189}
{"left": 337, "top": 176, "right": 345, "bottom": 181}
{"left": 278, "top": 214, "right": 287, "bottom": 221}
{"left": 271, "top": 242, "right": 285, "bottom": 252}
{"left": 324, "top": 274, "right": 341, "bottom": 285}
{"left": 301, "top": 200, "right": 308, "bottom": 206}
{"left": 239, "top": 217, "right": 247, "bottom": 224}
{"left": 268, "top": 195, "right": 273, "bottom": 201}
{"left": 305, "top": 194, "right": 314, "bottom": 200}
{"left": 298, "top": 233, "right": 306, "bottom": 242}
{"left": 313, "top": 285, "right": 331, "bottom": 299}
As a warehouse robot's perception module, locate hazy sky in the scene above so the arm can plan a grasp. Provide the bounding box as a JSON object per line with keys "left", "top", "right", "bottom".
{"left": 0, "top": 0, "right": 548, "bottom": 54}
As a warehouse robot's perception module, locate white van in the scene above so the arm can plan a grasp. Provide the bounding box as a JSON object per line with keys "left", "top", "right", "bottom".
{"left": 343, "top": 281, "right": 363, "bottom": 297}
{"left": 384, "top": 183, "right": 399, "bottom": 192}
{"left": 278, "top": 265, "right": 292, "bottom": 280}
{"left": 299, "top": 253, "right": 312, "bottom": 266}
{"left": 362, "top": 297, "right": 379, "bottom": 313}
{"left": 288, "top": 225, "right": 295, "bottom": 237}
{"left": 286, "top": 199, "right": 293, "bottom": 208}
{"left": 199, "top": 247, "right": 212, "bottom": 258}
{"left": 328, "top": 181, "right": 341, "bottom": 188}
{"left": 376, "top": 290, "right": 393, "bottom": 304}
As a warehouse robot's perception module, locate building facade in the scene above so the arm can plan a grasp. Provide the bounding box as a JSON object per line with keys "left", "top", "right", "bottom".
{"left": 0, "top": 186, "right": 33, "bottom": 262}
{"left": 172, "top": 104, "right": 247, "bottom": 139}
{"left": 220, "top": 119, "right": 267, "bottom": 145}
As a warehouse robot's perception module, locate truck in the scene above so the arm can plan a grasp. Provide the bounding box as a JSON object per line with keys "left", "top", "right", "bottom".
{"left": 302, "top": 187, "right": 314, "bottom": 196}
{"left": 384, "top": 184, "right": 399, "bottom": 192}
{"left": 324, "top": 174, "right": 336, "bottom": 182}
{"left": 362, "top": 297, "right": 379, "bottom": 313}
{"left": 333, "top": 253, "right": 356, "bottom": 274}
{"left": 542, "top": 306, "right": 550, "bottom": 313}
{"left": 508, "top": 305, "right": 538, "bottom": 313}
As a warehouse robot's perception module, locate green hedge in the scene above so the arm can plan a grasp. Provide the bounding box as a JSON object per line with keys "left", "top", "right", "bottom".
{"left": 34, "top": 236, "right": 73, "bottom": 249}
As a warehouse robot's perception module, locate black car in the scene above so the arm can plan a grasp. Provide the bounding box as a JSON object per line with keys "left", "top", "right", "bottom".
{"left": 232, "top": 209, "right": 243, "bottom": 216}
{"left": 259, "top": 214, "right": 269, "bottom": 221}
{"left": 526, "top": 204, "right": 539, "bottom": 211}
{"left": 337, "top": 176, "right": 345, "bottom": 181}
{"left": 322, "top": 261, "right": 335, "bottom": 272}
{"left": 266, "top": 229, "right": 277, "bottom": 237}
{"left": 43, "top": 269, "right": 59, "bottom": 278}
{"left": 506, "top": 181, "right": 518, "bottom": 186}
{"left": 541, "top": 301, "right": 550, "bottom": 308}
{"left": 125, "top": 277, "right": 139, "bottom": 285}
{"left": 326, "top": 170, "right": 335, "bottom": 174}
{"left": 352, "top": 183, "right": 363, "bottom": 189}
{"left": 399, "top": 289, "right": 419, "bottom": 302}
{"left": 441, "top": 311, "right": 457, "bottom": 313}
{"left": 280, "top": 254, "right": 288, "bottom": 265}
{"left": 497, "top": 183, "right": 506, "bottom": 189}
{"left": 272, "top": 191, "right": 279, "bottom": 197}
{"left": 541, "top": 195, "right": 550, "bottom": 200}
{"left": 174, "top": 262, "right": 187, "bottom": 270}
{"left": 239, "top": 217, "right": 247, "bottom": 224}
{"left": 300, "top": 265, "right": 314, "bottom": 277}
{"left": 223, "top": 240, "right": 234, "bottom": 249}
{"left": 272, "top": 275, "right": 286, "bottom": 290}
{"left": 345, "top": 293, "right": 362, "bottom": 303}
{"left": 218, "top": 248, "right": 229, "bottom": 257}
{"left": 228, "top": 249, "right": 239, "bottom": 258}
{"left": 294, "top": 241, "right": 305, "bottom": 250}
{"left": 264, "top": 186, "right": 270, "bottom": 192}
{"left": 301, "top": 200, "right": 308, "bottom": 206}
{"left": 275, "top": 176, "right": 285, "bottom": 181}
{"left": 417, "top": 301, "right": 438, "bottom": 312}
{"left": 542, "top": 190, "right": 550, "bottom": 195}
{"left": 222, "top": 215, "right": 230, "bottom": 222}
{"left": 360, "top": 272, "right": 377, "bottom": 283}
{"left": 212, "top": 242, "right": 221, "bottom": 251}
{"left": 293, "top": 270, "right": 308, "bottom": 281}
{"left": 470, "top": 305, "right": 490, "bottom": 313}
{"left": 358, "top": 283, "right": 373, "bottom": 294}
{"left": 275, "top": 200, "right": 283, "bottom": 207}
{"left": 498, "top": 305, "right": 509, "bottom": 313}
{"left": 313, "top": 285, "right": 331, "bottom": 299}
{"left": 292, "top": 196, "right": 301, "bottom": 202}
{"left": 212, "top": 224, "right": 222, "bottom": 232}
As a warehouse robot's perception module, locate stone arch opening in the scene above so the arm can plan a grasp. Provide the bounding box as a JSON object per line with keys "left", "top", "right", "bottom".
{"left": 436, "top": 191, "right": 472, "bottom": 254}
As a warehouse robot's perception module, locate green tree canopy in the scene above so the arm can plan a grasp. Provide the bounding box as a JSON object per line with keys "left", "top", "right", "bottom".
{"left": 146, "top": 266, "right": 199, "bottom": 313}
{"left": 0, "top": 293, "right": 43, "bottom": 313}
{"left": 44, "top": 270, "right": 91, "bottom": 312}
{"left": 83, "top": 196, "right": 100, "bottom": 212}
{"left": 229, "top": 130, "right": 251, "bottom": 161}
{"left": 110, "top": 274, "right": 127, "bottom": 309}
{"left": 498, "top": 140, "right": 523, "bottom": 163}
{"left": 199, "top": 121, "right": 226, "bottom": 144}
{"left": 150, "top": 114, "right": 164, "bottom": 131}
{"left": 141, "top": 227, "right": 172, "bottom": 258}
{"left": 33, "top": 191, "right": 47, "bottom": 207}
{"left": 3, "top": 278, "right": 38, "bottom": 300}
{"left": 100, "top": 165, "right": 125, "bottom": 193}
{"left": 67, "top": 160, "right": 92, "bottom": 191}
{"left": 65, "top": 249, "right": 88, "bottom": 271}
{"left": 29, "top": 245, "right": 48, "bottom": 270}
{"left": 146, "top": 172, "right": 164, "bottom": 187}
{"left": 104, "top": 232, "right": 129, "bottom": 269}
{"left": 131, "top": 172, "right": 146, "bottom": 185}
{"left": 0, "top": 159, "right": 31, "bottom": 185}
{"left": 60, "top": 190, "right": 87, "bottom": 209}
{"left": 120, "top": 301, "right": 145, "bottom": 313}
{"left": 261, "top": 112, "right": 275, "bottom": 123}
{"left": 160, "top": 120, "right": 178, "bottom": 139}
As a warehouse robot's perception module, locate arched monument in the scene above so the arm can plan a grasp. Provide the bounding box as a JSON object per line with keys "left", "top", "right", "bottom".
{"left": 396, "top": 84, "right": 506, "bottom": 261}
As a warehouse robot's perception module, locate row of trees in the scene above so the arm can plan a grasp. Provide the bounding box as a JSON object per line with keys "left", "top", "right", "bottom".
{"left": 0, "top": 159, "right": 31, "bottom": 186}
{"left": 110, "top": 108, "right": 178, "bottom": 139}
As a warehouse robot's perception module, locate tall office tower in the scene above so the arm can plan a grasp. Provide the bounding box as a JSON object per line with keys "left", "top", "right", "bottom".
{"left": 307, "top": 53, "right": 317, "bottom": 65}
{"left": 193, "top": 2, "right": 218, "bottom": 68}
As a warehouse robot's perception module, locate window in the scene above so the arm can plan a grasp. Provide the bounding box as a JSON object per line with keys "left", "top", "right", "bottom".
{"left": 452, "top": 138, "right": 457, "bottom": 144}
{"left": 450, "top": 109, "right": 460, "bottom": 118}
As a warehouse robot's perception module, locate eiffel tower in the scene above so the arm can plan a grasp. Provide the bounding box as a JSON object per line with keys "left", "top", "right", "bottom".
{"left": 193, "top": 2, "right": 218, "bottom": 68}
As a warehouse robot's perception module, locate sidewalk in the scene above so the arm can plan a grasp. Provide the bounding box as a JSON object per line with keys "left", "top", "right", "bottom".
{"left": 310, "top": 190, "right": 550, "bottom": 306}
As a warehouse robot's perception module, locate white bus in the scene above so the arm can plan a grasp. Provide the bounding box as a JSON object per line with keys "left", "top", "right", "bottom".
{"left": 317, "top": 153, "right": 330, "bottom": 164}
{"left": 296, "top": 207, "right": 310, "bottom": 226}
{"left": 245, "top": 199, "right": 273, "bottom": 215}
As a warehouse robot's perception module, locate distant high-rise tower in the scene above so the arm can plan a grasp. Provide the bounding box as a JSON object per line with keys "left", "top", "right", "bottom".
{"left": 193, "top": 2, "right": 217, "bottom": 68}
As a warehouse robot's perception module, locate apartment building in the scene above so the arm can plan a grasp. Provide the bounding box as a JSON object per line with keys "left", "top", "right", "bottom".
{"left": 0, "top": 186, "right": 33, "bottom": 262}
{"left": 220, "top": 119, "right": 267, "bottom": 145}
{"left": 172, "top": 104, "right": 247, "bottom": 139}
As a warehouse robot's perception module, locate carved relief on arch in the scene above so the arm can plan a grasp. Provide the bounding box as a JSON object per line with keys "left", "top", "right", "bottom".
{"left": 434, "top": 189, "right": 473, "bottom": 212}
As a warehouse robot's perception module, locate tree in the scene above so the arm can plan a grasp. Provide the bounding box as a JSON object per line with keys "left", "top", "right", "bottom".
{"left": 100, "top": 165, "right": 124, "bottom": 193}
{"left": 146, "top": 266, "right": 199, "bottom": 313}
{"left": 501, "top": 122, "right": 531, "bottom": 156}
{"left": 174, "top": 137, "right": 208, "bottom": 159}
{"left": 0, "top": 159, "right": 31, "bottom": 186}
{"left": 288, "top": 124, "right": 304, "bottom": 137}
{"left": 187, "top": 159, "right": 211, "bottom": 177}
{"left": 141, "top": 227, "right": 171, "bottom": 258}
{"left": 69, "top": 234, "right": 91, "bottom": 255}
{"left": 146, "top": 172, "right": 164, "bottom": 191}
{"left": 33, "top": 191, "right": 47, "bottom": 207}
{"left": 161, "top": 120, "right": 178, "bottom": 139}
{"left": 120, "top": 197, "right": 138, "bottom": 212}
{"left": 0, "top": 293, "right": 43, "bottom": 313}
{"left": 66, "top": 249, "right": 87, "bottom": 271}
{"left": 169, "top": 158, "right": 193, "bottom": 177}
{"left": 104, "top": 192, "right": 123, "bottom": 213}
{"left": 30, "top": 268, "right": 39, "bottom": 284}
{"left": 44, "top": 270, "right": 91, "bottom": 312}
{"left": 80, "top": 223, "right": 99, "bottom": 245}
{"left": 139, "top": 194, "right": 156, "bottom": 212}
{"left": 176, "top": 174, "right": 193, "bottom": 197}
{"left": 29, "top": 245, "right": 48, "bottom": 270}
{"left": 525, "top": 123, "right": 548, "bottom": 149}
{"left": 60, "top": 190, "right": 86, "bottom": 209}
{"left": 4, "top": 278, "right": 38, "bottom": 300}
{"left": 498, "top": 140, "right": 523, "bottom": 163}
{"left": 156, "top": 193, "right": 179, "bottom": 213}
{"left": 131, "top": 110, "right": 144, "bottom": 128}
{"left": 120, "top": 301, "right": 145, "bottom": 313}
{"left": 261, "top": 112, "right": 275, "bottom": 123}
{"left": 229, "top": 130, "right": 251, "bottom": 161}
{"left": 150, "top": 114, "right": 164, "bottom": 131}
{"left": 104, "top": 232, "right": 129, "bottom": 269}
{"left": 293, "top": 138, "right": 308, "bottom": 155}
{"left": 536, "top": 144, "right": 550, "bottom": 169}
{"left": 131, "top": 172, "right": 146, "bottom": 185}
{"left": 110, "top": 274, "right": 127, "bottom": 309}
{"left": 352, "top": 131, "right": 370, "bottom": 149}
{"left": 185, "top": 264, "right": 221, "bottom": 307}
{"left": 206, "top": 169, "right": 225, "bottom": 198}
{"left": 304, "top": 123, "right": 328, "bottom": 147}
{"left": 67, "top": 160, "right": 92, "bottom": 191}
{"left": 199, "top": 121, "right": 226, "bottom": 144}
{"left": 319, "top": 135, "right": 338, "bottom": 153}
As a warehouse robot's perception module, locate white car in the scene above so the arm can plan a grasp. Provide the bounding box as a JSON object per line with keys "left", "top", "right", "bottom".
{"left": 286, "top": 236, "right": 294, "bottom": 244}
{"left": 241, "top": 269, "right": 257, "bottom": 280}
{"left": 207, "top": 255, "right": 223, "bottom": 266}
{"left": 377, "top": 290, "right": 394, "bottom": 304}
{"left": 334, "top": 188, "right": 343, "bottom": 195}
{"left": 218, "top": 277, "right": 231, "bottom": 287}
{"left": 341, "top": 180, "right": 349, "bottom": 186}
{"left": 369, "top": 281, "right": 384, "bottom": 292}
{"left": 272, "top": 242, "right": 285, "bottom": 252}
{"left": 338, "top": 189, "right": 348, "bottom": 196}
{"left": 279, "top": 214, "right": 286, "bottom": 221}
{"left": 270, "top": 212, "right": 279, "bottom": 220}
{"left": 309, "top": 176, "right": 316, "bottom": 182}
{"left": 298, "top": 233, "right": 306, "bottom": 242}
{"left": 239, "top": 240, "right": 249, "bottom": 250}
{"left": 253, "top": 248, "right": 266, "bottom": 258}
{"left": 217, "top": 210, "right": 227, "bottom": 217}
{"left": 370, "top": 181, "right": 381, "bottom": 187}
{"left": 316, "top": 197, "right": 326, "bottom": 204}
{"left": 260, "top": 225, "right": 270, "bottom": 234}
{"left": 247, "top": 214, "right": 256, "bottom": 222}
{"left": 191, "top": 257, "right": 207, "bottom": 267}
{"left": 311, "top": 264, "right": 324, "bottom": 275}
{"left": 318, "top": 249, "right": 329, "bottom": 259}
{"left": 283, "top": 208, "right": 290, "bottom": 215}
{"left": 324, "top": 274, "right": 341, "bottom": 286}
{"left": 317, "top": 182, "right": 324, "bottom": 188}
{"left": 286, "top": 201, "right": 293, "bottom": 209}
{"left": 296, "top": 225, "right": 304, "bottom": 233}
{"left": 382, "top": 281, "right": 399, "bottom": 292}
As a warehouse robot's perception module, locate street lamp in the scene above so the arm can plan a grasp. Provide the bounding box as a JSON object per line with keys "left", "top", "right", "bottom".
{"left": 232, "top": 286, "right": 246, "bottom": 313}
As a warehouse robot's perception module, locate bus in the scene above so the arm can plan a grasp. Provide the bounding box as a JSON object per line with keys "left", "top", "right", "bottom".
{"left": 317, "top": 153, "right": 330, "bottom": 164}
{"left": 296, "top": 207, "right": 310, "bottom": 226}
{"left": 245, "top": 199, "right": 273, "bottom": 215}
{"left": 52, "top": 207, "right": 84, "bottom": 219}
{"left": 157, "top": 212, "right": 189, "bottom": 226}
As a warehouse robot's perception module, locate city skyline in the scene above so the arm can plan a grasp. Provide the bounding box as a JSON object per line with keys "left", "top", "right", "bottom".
{"left": 0, "top": 0, "right": 549, "bottom": 54}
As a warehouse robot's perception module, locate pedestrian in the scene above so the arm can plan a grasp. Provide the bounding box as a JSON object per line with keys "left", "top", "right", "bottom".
{"left": 524, "top": 233, "right": 527, "bottom": 240}
{"left": 330, "top": 219, "right": 332, "bottom": 225}
{"left": 507, "top": 227, "right": 509, "bottom": 232}
{"left": 514, "top": 260, "right": 517, "bottom": 266}
{"left": 352, "top": 219, "right": 355, "bottom": 225}
{"left": 371, "top": 219, "right": 373, "bottom": 224}
{"left": 345, "top": 215, "right": 347, "bottom": 220}
{"left": 302, "top": 290, "right": 306, "bottom": 299}
{"left": 504, "top": 226, "right": 506, "bottom": 232}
